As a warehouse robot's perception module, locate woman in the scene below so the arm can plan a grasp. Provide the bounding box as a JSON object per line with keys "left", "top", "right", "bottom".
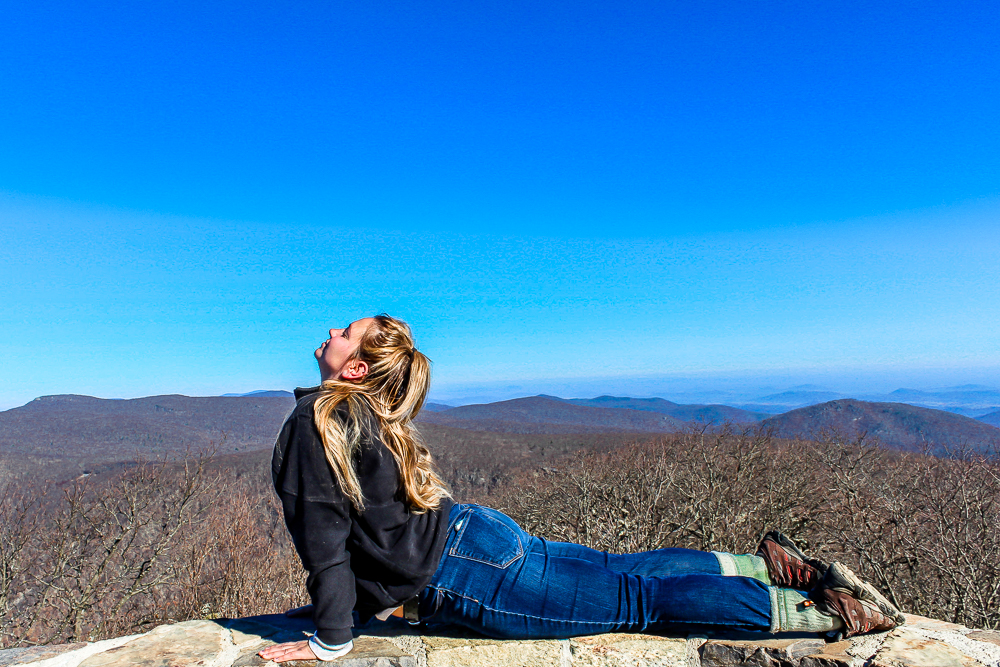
{"left": 260, "top": 315, "right": 904, "bottom": 663}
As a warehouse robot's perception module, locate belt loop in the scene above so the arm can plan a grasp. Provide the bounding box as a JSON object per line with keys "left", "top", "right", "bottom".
{"left": 403, "top": 596, "right": 421, "bottom": 623}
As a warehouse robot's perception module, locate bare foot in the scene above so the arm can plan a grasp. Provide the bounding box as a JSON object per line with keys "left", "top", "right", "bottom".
{"left": 258, "top": 640, "right": 317, "bottom": 663}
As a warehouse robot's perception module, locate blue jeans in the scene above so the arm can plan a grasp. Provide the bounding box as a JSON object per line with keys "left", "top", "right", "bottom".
{"left": 418, "top": 504, "right": 772, "bottom": 638}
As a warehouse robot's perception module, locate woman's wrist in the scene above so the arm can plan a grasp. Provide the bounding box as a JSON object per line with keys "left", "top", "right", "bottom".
{"left": 308, "top": 636, "right": 354, "bottom": 660}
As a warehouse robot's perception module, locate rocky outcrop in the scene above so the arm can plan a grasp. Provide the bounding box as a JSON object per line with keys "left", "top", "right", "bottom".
{"left": 2, "top": 614, "right": 998, "bottom": 667}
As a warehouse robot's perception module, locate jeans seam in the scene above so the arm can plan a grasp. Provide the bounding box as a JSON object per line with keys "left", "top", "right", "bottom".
{"left": 429, "top": 586, "right": 747, "bottom": 629}
{"left": 446, "top": 551, "right": 523, "bottom": 568}
{"left": 449, "top": 514, "right": 525, "bottom": 569}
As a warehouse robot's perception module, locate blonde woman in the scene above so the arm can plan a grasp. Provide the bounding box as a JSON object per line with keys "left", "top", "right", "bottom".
{"left": 260, "top": 315, "right": 904, "bottom": 663}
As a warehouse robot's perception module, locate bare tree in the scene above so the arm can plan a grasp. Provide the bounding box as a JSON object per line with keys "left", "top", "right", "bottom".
{"left": 5, "top": 454, "right": 215, "bottom": 644}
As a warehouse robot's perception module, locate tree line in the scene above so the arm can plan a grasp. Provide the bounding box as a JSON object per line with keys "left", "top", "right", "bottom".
{"left": 2, "top": 425, "right": 999, "bottom": 647}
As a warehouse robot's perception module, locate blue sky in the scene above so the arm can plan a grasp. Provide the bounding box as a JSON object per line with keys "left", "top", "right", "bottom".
{"left": 1, "top": 1, "right": 998, "bottom": 409}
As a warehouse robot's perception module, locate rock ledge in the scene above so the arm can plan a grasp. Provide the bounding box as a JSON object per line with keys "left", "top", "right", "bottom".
{"left": 2, "top": 614, "right": 997, "bottom": 667}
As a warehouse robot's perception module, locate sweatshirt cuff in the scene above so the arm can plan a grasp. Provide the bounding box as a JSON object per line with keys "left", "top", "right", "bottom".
{"left": 315, "top": 626, "right": 354, "bottom": 646}
{"left": 309, "top": 636, "right": 353, "bottom": 661}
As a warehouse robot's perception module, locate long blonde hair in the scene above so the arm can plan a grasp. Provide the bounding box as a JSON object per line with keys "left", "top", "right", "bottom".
{"left": 312, "top": 314, "right": 449, "bottom": 512}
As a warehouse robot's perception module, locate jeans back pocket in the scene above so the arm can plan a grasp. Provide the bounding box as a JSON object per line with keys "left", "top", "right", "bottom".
{"left": 449, "top": 508, "right": 524, "bottom": 569}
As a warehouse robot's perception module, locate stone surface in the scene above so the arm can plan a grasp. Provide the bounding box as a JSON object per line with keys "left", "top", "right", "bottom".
{"left": 323, "top": 638, "right": 415, "bottom": 667}
{"left": 227, "top": 619, "right": 289, "bottom": 646}
{"left": 231, "top": 649, "right": 270, "bottom": 667}
{"left": 910, "top": 628, "right": 1000, "bottom": 667}
{"left": 967, "top": 632, "right": 1000, "bottom": 648}
{"left": 799, "top": 641, "right": 860, "bottom": 667}
{"left": 846, "top": 631, "right": 890, "bottom": 663}
{"left": 78, "top": 621, "right": 225, "bottom": 667}
{"left": 570, "top": 633, "right": 687, "bottom": 666}
{"left": 9, "top": 613, "right": 1000, "bottom": 667}
{"left": 8, "top": 635, "right": 140, "bottom": 667}
{"left": 0, "top": 644, "right": 87, "bottom": 667}
{"left": 423, "top": 635, "right": 565, "bottom": 667}
{"left": 233, "top": 615, "right": 315, "bottom": 645}
{"left": 700, "top": 637, "right": 827, "bottom": 667}
{"left": 872, "top": 627, "right": 980, "bottom": 667}
{"left": 688, "top": 635, "right": 708, "bottom": 667}
{"left": 903, "top": 617, "right": 970, "bottom": 634}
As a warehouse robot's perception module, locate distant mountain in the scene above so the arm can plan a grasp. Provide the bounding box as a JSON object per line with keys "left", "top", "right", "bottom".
{"left": 0, "top": 394, "right": 295, "bottom": 473}
{"left": 416, "top": 396, "right": 686, "bottom": 434}
{"left": 888, "top": 386, "right": 1000, "bottom": 403}
{"left": 752, "top": 390, "right": 846, "bottom": 406}
{"left": 221, "top": 390, "right": 294, "bottom": 398}
{"left": 932, "top": 406, "right": 1000, "bottom": 418}
{"left": 880, "top": 387, "right": 1000, "bottom": 414}
{"left": 557, "top": 395, "right": 766, "bottom": 423}
{"left": 762, "top": 399, "right": 1000, "bottom": 454}
{"left": 979, "top": 410, "right": 1000, "bottom": 428}
{"left": 422, "top": 402, "right": 455, "bottom": 412}
{"left": 726, "top": 389, "right": 850, "bottom": 414}
{"left": 729, "top": 385, "right": 1000, "bottom": 417}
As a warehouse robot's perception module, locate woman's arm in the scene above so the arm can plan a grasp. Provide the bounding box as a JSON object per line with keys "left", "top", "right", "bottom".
{"left": 273, "top": 408, "right": 358, "bottom": 648}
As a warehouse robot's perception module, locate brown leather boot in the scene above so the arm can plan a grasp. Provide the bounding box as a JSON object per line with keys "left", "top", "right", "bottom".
{"left": 813, "top": 562, "right": 906, "bottom": 637}
{"left": 756, "top": 530, "right": 828, "bottom": 590}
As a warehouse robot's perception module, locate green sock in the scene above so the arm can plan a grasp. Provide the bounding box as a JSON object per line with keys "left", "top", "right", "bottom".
{"left": 713, "top": 552, "right": 771, "bottom": 584}
{"left": 769, "top": 587, "right": 844, "bottom": 633}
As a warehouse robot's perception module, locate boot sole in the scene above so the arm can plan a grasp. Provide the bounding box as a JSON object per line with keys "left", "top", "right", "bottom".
{"left": 766, "top": 531, "right": 812, "bottom": 562}
{"left": 826, "top": 562, "right": 906, "bottom": 625}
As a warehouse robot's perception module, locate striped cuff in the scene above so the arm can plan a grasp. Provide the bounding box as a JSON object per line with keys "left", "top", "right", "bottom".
{"left": 769, "top": 586, "right": 782, "bottom": 633}
{"left": 309, "top": 636, "right": 354, "bottom": 661}
{"left": 712, "top": 551, "right": 770, "bottom": 584}
{"left": 713, "top": 551, "right": 739, "bottom": 576}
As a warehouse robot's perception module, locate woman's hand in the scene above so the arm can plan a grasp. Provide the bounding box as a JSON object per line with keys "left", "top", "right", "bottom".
{"left": 257, "top": 640, "right": 317, "bottom": 663}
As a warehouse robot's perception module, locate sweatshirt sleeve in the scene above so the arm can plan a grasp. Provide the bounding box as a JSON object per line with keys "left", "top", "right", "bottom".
{"left": 274, "top": 406, "right": 358, "bottom": 645}
{"left": 298, "top": 496, "right": 355, "bottom": 645}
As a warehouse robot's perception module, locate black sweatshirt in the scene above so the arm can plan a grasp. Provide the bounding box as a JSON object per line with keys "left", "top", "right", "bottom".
{"left": 271, "top": 386, "right": 454, "bottom": 645}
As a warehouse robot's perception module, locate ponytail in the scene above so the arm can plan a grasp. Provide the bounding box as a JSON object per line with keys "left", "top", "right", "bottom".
{"left": 312, "top": 315, "right": 449, "bottom": 513}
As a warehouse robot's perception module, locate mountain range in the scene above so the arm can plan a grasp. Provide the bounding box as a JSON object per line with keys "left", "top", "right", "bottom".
{"left": 760, "top": 399, "right": 1000, "bottom": 454}
{"left": 418, "top": 395, "right": 999, "bottom": 453}
{"left": 415, "top": 396, "right": 688, "bottom": 434}
{"left": 0, "top": 393, "right": 295, "bottom": 478}
{"left": 558, "top": 395, "right": 767, "bottom": 423}
{"left": 3, "top": 390, "right": 999, "bottom": 482}
{"left": 980, "top": 410, "right": 1000, "bottom": 427}
{"left": 733, "top": 385, "right": 1000, "bottom": 417}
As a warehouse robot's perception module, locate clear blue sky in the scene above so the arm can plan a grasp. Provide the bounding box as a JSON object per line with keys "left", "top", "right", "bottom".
{"left": 1, "top": 1, "right": 998, "bottom": 409}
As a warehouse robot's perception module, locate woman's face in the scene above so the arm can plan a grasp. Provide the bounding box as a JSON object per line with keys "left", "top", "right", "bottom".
{"left": 316, "top": 318, "right": 374, "bottom": 381}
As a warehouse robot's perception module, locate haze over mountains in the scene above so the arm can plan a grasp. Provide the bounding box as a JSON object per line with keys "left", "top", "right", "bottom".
{"left": 2, "top": 385, "right": 998, "bottom": 482}
{"left": 419, "top": 395, "right": 999, "bottom": 453}
{"left": 980, "top": 410, "right": 1000, "bottom": 427}
{"left": 560, "top": 396, "right": 767, "bottom": 423}
{"left": 416, "top": 396, "right": 688, "bottom": 434}
{"left": 0, "top": 393, "right": 296, "bottom": 479}
{"left": 730, "top": 384, "right": 1000, "bottom": 417}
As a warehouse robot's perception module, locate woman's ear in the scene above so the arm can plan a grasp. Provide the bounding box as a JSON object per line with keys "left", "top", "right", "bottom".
{"left": 340, "top": 360, "right": 369, "bottom": 381}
